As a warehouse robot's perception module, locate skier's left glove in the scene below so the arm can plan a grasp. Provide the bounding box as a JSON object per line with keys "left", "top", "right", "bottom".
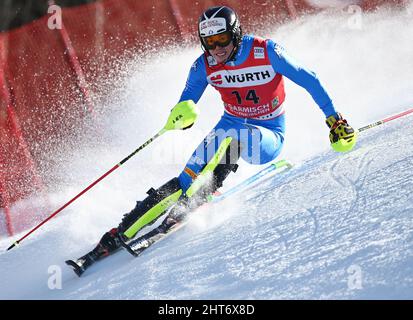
{"left": 326, "top": 112, "right": 357, "bottom": 152}
{"left": 164, "top": 100, "right": 200, "bottom": 131}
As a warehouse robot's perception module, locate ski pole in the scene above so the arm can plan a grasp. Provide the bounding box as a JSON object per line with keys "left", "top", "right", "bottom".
{"left": 6, "top": 128, "right": 168, "bottom": 251}
{"left": 358, "top": 106, "right": 413, "bottom": 132}
{"left": 6, "top": 100, "right": 199, "bottom": 251}
{"left": 209, "top": 159, "right": 293, "bottom": 203}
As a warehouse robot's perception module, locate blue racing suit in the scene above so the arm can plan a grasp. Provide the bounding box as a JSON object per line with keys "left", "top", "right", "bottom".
{"left": 178, "top": 35, "right": 336, "bottom": 192}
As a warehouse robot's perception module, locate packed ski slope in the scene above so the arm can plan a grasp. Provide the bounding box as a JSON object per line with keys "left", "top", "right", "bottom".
{"left": 0, "top": 5, "right": 412, "bottom": 299}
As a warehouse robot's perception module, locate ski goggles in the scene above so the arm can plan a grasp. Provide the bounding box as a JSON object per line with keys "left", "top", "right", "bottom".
{"left": 202, "top": 31, "right": 233, "bottom": 50}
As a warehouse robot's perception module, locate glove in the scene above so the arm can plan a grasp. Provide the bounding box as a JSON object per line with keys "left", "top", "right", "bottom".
{"left": 163, "top": 100, "right": 199, "bottom": 131}
{"left": 326, "top": 112, "right": 357, "bottom": 152}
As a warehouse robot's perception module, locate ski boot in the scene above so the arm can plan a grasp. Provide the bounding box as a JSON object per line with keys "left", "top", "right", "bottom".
{"left": 65, "top": 227, "right": 125, "bottom": 277}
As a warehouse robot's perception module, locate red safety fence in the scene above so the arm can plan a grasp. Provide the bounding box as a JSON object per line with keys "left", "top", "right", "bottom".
{"left": 0, "top": 0, "right": 407, "bottom": 236}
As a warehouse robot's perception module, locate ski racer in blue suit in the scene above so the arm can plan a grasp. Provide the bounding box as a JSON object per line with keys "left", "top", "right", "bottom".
{"left": 68, "top": 6, "right": 357, "bottom": 274}
{"left": 177, "top": 33, "right": 339, "bottom": 192}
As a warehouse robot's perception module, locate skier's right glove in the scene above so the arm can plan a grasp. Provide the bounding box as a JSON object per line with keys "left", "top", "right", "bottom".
{"left": 326, "top": 112, "right": 357, "bottom": 152}
{"left": 164, "top": 100, "right": 200, "bottom": 131}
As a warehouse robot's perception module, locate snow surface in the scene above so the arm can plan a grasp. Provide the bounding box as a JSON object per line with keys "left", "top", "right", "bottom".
{"left": 0, "top": 4, "right": 412, "bottom": 299}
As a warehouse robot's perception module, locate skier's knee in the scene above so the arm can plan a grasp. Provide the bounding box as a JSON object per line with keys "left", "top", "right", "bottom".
{"left": 178, "top": 137, "right": 241, "bottom": 196}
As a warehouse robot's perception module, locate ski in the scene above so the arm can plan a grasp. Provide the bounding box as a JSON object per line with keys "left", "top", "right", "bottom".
{"left": 65, "top": 259, "right": 86, "bottom": 277}
{"left": 119, "top": 216, "right": 183, "bottom": 257}
{"left": 120, "top": 159, "right": 293, "bottom": 257}
{"left": 65, "top": 233, "right": 123, "bottom": 277}
{"left": 66, "top": 159, "right": 293, "bottom": 274}
{"left": 65, "top": 252, "right": 96, "bottom": 277}
{"left": 208, "top": 159, "right": 293, "bottom": 202}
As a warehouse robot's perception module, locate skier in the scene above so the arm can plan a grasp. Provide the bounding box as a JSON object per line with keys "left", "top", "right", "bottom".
{"left": 67, "top": 6, "right": 357, "bottom": 274}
